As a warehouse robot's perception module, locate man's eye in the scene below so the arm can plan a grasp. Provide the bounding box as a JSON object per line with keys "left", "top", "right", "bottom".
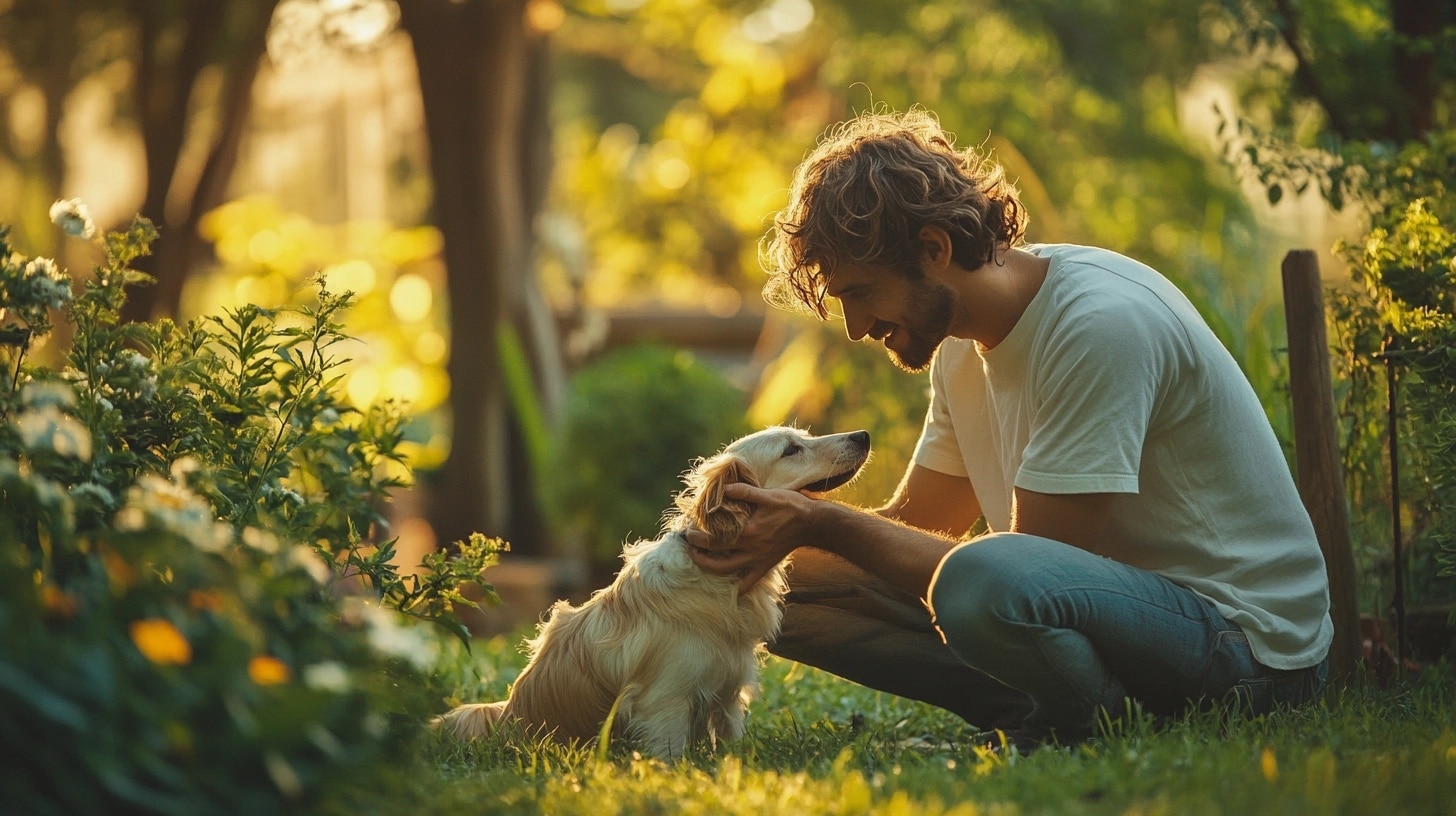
{"left": 783, "top": 443, "right": 804, "bottom": 457}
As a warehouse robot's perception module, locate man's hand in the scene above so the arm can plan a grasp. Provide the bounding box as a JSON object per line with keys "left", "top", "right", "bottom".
{"left": 685, "top": 482, "right": 822, "bottom": 593}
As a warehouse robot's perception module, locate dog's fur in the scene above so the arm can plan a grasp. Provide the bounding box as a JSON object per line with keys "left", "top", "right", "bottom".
{"left": 433, "top": 426, "right": 871, "bottom": 758}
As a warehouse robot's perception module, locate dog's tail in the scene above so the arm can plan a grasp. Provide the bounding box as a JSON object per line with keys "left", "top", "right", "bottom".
{"left": 431, "top": 700, "right": 510, "bottom": 740}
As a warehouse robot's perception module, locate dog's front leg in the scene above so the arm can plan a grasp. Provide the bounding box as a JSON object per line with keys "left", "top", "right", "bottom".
{"left": 630, "top": 694, "right": 695, "bottom": 759}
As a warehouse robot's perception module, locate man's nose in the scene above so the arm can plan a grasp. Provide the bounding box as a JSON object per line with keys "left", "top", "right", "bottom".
{"left": 843, "top": 308, "right": 873, "bottom": 342}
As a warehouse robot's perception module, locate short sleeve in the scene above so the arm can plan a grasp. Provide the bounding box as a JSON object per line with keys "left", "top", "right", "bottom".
{"left": 912, "top": 351, "right": 968, "bottom": 477}
{"left": 1015, "top": 300, "right": 1166, "bottom": 494}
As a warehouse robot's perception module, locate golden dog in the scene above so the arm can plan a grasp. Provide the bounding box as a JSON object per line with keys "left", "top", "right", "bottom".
{"left": 433, "top": 426, "right": 871, "bottom": 758}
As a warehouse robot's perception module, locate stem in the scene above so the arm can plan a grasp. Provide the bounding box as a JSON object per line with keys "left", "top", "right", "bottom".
{"left": 242, "top": 306, "right": 332, "bottom": 522}
{"left": 1, "top": 330, "right": 29, "bottom": 421}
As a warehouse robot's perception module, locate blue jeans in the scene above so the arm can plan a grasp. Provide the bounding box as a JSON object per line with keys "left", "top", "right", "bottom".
{"left": 928, "top": 533, "right": 1328, "bottom": 743}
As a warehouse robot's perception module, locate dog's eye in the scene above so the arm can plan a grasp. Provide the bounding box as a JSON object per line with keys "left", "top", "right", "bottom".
{"left": 782, "top": 442, "right": 804, "bottom": 457}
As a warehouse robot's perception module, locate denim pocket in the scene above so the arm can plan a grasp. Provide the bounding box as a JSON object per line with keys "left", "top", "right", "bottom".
{"left": 1268, "top": 656, "right": 1328, "bottom": 709}
{"left": 1201, "top": 627, "right": 1327, "bottom": 716}
{"left": 1198, "top": 627, "right": 1258, "bottom": 699}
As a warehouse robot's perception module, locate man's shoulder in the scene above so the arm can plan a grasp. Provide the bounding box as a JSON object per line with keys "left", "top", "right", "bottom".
{"left": 931, "top": 337, "right": 978, "bottom": 372}
{"left": 1027, "top": 242, "right": 1142, "bottom": 268}
{"left": 1034, "top": 245, "right": 1199, "bottom": 333}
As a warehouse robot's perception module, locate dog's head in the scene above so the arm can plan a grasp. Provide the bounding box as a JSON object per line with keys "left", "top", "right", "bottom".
{"left": 674, "top": 426, "right": 872, "bottom": 547}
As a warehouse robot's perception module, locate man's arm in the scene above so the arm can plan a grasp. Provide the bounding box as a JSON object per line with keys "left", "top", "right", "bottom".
{"left": 877, "top": 464, "right": 982, "bottom": 536}
{"left": 687, "top": 485, "right": 962, "bottom": 597}
{"left": 686, "top": 468, "right": 1116, "bottom": 595}
{"left": 686, "top": 462, "right": 981, "bottom": 595}
{"left": 1009, "top": 487, "right": 1115, "bottom": 553}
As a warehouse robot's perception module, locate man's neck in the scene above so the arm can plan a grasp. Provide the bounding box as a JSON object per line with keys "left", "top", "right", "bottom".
{"left": 954, "top": 247, "right": 1050, "bottom": 350}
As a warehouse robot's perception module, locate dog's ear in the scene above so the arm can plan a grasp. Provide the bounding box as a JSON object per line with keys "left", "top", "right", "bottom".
{"left": 680, "top": 454, "right": 760, "bottom": 547}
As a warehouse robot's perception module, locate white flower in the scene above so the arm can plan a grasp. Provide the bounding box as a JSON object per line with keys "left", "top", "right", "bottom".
{"left": 21, "top": 381, "right": 77, "bottom": 410}
{"left": 23, "top": 256, "right": 57, "bottom": 278}
{"left": 115, "top": 473, "right": 232, "bottom": 553}
{"left": 263, "top": 484, "right": 306, "bottom": 507}
{"left": 303, "top": 661, "right": 352, "bottom": 693}
{"left": 363, "top": 712, "right": 388, "bottom": 738}
{"left": 241, "top": 527, "right": 281, "bottom": 555}
{"left": 119, "top": 349, "right": 150, "bottom": 373}
{"left": 346, "top": 598, "right": 440, "bottom": 672}
{"left": 169, "top": 456, "right": 202, "bottom": 482}
{"left": 48, "top": 199, "right": 97, "bottom": 239}
{"left": 15, "top": 405, "right": 92, "bottom": 460}
{"left": 70, "top": 482, "right": 116, "bottom": 510}
{"left": 286, "top": 544, "right": 333, "bottom": 584}
{"left": 19, "top": 257, "right": 74, "bottom": 309}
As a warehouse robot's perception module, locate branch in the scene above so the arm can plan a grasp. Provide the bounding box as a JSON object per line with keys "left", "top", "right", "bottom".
{"left": 1269, "top": 0, "right": 1356, "bottom": 139}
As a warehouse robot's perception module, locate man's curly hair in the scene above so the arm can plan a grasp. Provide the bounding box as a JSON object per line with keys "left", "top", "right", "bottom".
{"left": 762, "top": 108, "right": 1028, "bottom": 317}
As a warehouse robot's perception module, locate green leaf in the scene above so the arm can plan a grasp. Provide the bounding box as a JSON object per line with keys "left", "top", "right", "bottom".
{"left": 0, "top": 664, "right": 88, "bottom": 730}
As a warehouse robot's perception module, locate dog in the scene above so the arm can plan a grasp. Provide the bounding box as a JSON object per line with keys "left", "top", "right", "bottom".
{"left": 433, "top": 425, "right": 871, "bottom": 758}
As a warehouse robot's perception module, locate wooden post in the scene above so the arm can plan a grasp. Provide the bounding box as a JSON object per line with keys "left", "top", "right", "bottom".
{"left": 1281, "top": 250, "right": 1362, "bottom": 683}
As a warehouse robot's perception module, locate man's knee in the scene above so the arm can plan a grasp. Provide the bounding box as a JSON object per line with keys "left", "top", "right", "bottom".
{"left": 927, "top": 533, "right": 1047, "bottom": 652}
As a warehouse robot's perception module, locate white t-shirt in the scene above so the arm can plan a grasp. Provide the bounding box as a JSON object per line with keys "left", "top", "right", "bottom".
{"left": 912, "top": 243, "right": 1332, "bottom": 670}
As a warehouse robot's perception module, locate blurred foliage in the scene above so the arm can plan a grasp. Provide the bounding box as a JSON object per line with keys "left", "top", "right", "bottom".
{"left": 0, "top": 210, "right": 501, "bottom": 812}
{"left": 547, "top": 343, "right": 750, "bottom": 568}
{"left": 186, "top": 195, "right": 453, "bottom": 471}
{"left": 1213, "top": 0, "right": 1456, "bottom": 609}
{"left": 749, "top": 317, "right": 929, "bottom": 509}
{"left": 544, "top": 0, "right": 1297, "bottom": 513}
{"left": 550, "top": 0, "right": 1279, "bottom": 304}
{"left": 1330, "top": 189, "right": 1456, "bottom": 609}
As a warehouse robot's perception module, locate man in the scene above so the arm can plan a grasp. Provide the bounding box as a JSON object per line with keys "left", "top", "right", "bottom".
{"left": 686, "top": 107, "right": 1331, "bottom": 750}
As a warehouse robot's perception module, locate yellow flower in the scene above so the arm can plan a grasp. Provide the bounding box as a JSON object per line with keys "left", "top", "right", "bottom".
{"left": 102, "top": 549, "right": 136, "bottom": 590}
{"left": 248, "top": 655, "right": 292, "bottom": 686}
{"left": 130, "top": 619, "right": 192, "bottom": 665}
{"left": 40, "top": 585, "right": 77, "bottom": 619}
{"left": 187, "top": 590, "right": 226, "bottom": 612}
{"left": 1260, "top": 746, "right": 1279, "bottom": 782}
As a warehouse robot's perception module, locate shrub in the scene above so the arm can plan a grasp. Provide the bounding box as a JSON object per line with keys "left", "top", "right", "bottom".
{"left": 0, "top": 209, "right": 501, "bottom": 813}
{"left": 1314, "top": 134, "right": 1456, "bottom": 617}
{"left": 546, "top": 344, "right": 750, "bottom": 569}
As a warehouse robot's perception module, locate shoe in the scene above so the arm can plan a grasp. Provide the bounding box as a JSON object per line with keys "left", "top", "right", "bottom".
{"left": 968, "top": 728, "right": 1040, "bottom": 756}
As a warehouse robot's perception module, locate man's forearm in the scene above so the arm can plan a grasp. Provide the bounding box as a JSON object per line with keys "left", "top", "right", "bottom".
{"left": 804, "top": 502, "right": 960, "bottom": 597}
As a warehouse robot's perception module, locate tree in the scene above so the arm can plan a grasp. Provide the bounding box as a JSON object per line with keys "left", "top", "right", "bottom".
{"left": 122, "top": 0, "right": 278, "bottom": 323}
{"left": 0, "top": 0, "right": 277, "bottom": 321}
{"left": 398, "top": 0, "right": 564, "bottom": 556}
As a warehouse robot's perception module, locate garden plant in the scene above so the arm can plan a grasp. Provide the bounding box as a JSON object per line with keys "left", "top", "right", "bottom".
{"left": 0, "top": 206, "right": 500, "bottom": 814}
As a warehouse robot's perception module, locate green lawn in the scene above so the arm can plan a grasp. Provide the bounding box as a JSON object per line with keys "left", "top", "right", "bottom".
{"left": 323, "top": 635, "right": 1456, "bottom": 816}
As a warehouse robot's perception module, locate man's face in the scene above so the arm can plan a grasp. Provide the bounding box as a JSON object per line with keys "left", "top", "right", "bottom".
{"left": 825, "top": 262, "right": 956, "bottom": 373}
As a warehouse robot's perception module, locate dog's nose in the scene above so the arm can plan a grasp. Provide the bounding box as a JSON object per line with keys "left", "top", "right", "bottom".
{"left": 850, "top": 430, "right": 870, "bottom": 447}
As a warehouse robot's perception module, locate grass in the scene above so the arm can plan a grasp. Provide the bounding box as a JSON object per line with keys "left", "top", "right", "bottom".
{"left": 319, "top": 634, "right": 1456, "bottom": 816}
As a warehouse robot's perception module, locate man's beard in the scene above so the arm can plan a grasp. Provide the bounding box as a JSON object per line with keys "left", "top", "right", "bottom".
{"left": 888, "top": 277, "right": 955, "bottom": 373}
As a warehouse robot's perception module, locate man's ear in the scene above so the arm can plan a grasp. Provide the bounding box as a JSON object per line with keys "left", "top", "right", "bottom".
{"left": 917, "top": 224, "right": 953, "bottom": 269}
{"left": 679, "top": 454, "right": 759, "bottom": 546}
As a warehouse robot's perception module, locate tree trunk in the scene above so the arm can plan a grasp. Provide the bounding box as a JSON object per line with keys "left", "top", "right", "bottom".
{"left": 1388, "top": 0, "right": 1441, "bottom": 139}
{"left": 401, "top": 0, "right": 559, "bottom": 555}
{"left": 123, "top": 0, "right": 275, "bottom": 322}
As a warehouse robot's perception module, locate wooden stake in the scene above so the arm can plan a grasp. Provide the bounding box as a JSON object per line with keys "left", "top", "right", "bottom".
{"left": 1281, "top": 250, "right": 1362, "bottom": 683}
